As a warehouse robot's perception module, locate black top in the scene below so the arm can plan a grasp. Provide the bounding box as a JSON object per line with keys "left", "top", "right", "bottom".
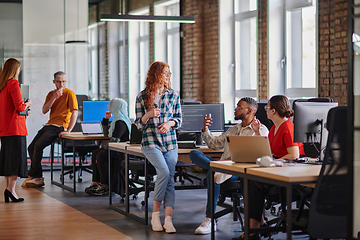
{"left": 102, "top": 119, "right": 130, "bottom": 143}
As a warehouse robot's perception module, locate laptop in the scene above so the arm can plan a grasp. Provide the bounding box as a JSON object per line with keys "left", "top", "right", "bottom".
{"left": 226, "top": 135, "right": 272, "bottom": 163}
{"left": 129, "top": 123, "right": 142, "bottom": 144}
{"left": 80, "top": 121, "right": 104, "bottom": 135}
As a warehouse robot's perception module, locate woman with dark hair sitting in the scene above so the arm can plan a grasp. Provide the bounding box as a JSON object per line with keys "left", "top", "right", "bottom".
{"left": 233, "top": 95, "right": 304, "bottom": 240}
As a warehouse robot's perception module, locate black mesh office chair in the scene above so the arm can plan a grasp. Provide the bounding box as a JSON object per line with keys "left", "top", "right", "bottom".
{"left": 307, "top": 106, "right": 348, "bottom": 239}
{"left": 120, "top": 157, "right": 156, "bottom": 205}
{"left": 216, "top": 179, "right": 244, "bottom": 229}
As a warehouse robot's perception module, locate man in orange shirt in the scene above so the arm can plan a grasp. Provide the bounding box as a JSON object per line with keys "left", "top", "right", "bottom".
{"left": 22, "top": 71, "right": 78, "bottom": 188}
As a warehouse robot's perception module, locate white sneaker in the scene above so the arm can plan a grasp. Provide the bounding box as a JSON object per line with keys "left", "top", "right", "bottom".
{"left": 195, "top": 217, "right": 217, "bottom": 235}
{"left": 151, "top": 212, "right": 163, "bottom": 232}
{"left": 21, "top": 177, "right": 34, "bottom": 188}
{"left": 163, "top": 216, "right": 176, "bottom": 233}
{"left": 22, "top": 177, "right": 45, "bottom": 188}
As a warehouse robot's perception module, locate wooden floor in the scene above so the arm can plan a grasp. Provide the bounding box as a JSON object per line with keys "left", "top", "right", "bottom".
{"left": 0, "top": 166, "right": 297, "bottom": 240}
{"left": 0, "top": 177, "right": 132, "bottom": 240}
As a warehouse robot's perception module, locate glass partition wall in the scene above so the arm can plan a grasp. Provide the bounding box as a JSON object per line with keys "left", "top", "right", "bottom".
{"left": 351, "top": 0, "right": 360, "bottom": 238}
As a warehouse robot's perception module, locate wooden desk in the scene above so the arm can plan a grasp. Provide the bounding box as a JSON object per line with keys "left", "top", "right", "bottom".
{"left": 50, "top": 132, "right": 109, "bottom": 192}
{"left": 108, "top": 142, "right": 223, "bottom": 225}
{"left": 209, "top": 161, "right": 321, "bottom": 240}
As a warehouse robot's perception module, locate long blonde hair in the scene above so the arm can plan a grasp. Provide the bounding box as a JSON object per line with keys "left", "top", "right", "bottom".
{"left": 0, "top": 58, "right": 21, "bottom": 91}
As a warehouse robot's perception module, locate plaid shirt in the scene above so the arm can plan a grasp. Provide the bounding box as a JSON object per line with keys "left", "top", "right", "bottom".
{"left": 135, "top": 88, "right": 182, "bottom": 152}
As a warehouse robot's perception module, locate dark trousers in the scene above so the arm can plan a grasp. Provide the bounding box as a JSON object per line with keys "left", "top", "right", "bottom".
{"left": 28, "top": 125, "right": 63, "bottom": 178}
{"left": 248, "top": 181, "right": 275, "bottom": 222}
{"left": 91, "top": 148, "right": 125, "bottom": 195}
{"left": 91, "top": 148, "right": 108, "bottom": 184}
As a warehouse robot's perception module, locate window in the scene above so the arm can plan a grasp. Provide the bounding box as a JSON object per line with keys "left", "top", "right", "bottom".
{"left": 234, "top": 0, "right": 258, "bottom": 100}
{"left": 154, "top": 0, "right": 180, "bottom": 92}
{"left": 128, "top": 8, "right": 150, "bottom": 119}
{"left": 219, "top": 0, "right": 258, "bottom": 122}
{"left": 118, "top": 21, "right": 128, "bottom": 100}
{"left": 88, "top": 23, "right": 99, "bottom": 99}
{"left": 285, "top": 0, "right": 316, "bottom": 98}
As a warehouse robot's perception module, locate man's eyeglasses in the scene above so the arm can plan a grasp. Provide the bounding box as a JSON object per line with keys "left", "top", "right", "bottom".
{"left": 264, "top": 105, "right": 270, "bottom": 111}
{"left": 164, "top": 72, "right": 172, "bottom": 77}
{"left": 236, "top": 105, "right": 249, "bottom": 110}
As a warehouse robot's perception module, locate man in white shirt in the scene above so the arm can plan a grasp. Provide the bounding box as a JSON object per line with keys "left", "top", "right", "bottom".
{"left": 189, "top": 97, "right": 269, "bottom": 235}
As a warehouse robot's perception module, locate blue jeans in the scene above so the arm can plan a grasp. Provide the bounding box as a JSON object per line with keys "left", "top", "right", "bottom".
{"left": 141, "top": 146, "right": 178, "bottom": 208}
{"left": 189, "top": 150, "right": 239, "bottom": 216}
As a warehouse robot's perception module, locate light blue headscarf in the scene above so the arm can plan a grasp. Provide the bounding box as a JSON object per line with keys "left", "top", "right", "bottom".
{"left": 108, "top": 98, "right": 132, "bottom": 138}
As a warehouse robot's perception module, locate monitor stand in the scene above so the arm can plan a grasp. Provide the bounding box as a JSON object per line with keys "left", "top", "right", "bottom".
{"left": 195, "top": 132, "right": 203, "bottom": 145}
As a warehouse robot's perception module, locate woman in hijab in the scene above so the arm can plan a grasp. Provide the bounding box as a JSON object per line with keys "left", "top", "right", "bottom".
{"left": 85, "top": 98, "right": 131, "bottom": 196}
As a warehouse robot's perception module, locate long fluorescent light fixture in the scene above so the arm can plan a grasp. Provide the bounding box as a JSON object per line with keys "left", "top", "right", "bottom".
{"left": 100, "top": 14, "right": 195, "bottom": 23}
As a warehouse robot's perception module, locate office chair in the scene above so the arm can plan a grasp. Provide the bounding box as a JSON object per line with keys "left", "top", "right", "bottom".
{"left": 215, "top": 179, "right": 244, "bottom": 229}
{"left": 307, "top": 106, "right": 348, "bottom": 239}
{"left": 57, "top": 94, "right": 100, "bottom": 182}
{"left": 120, "top": 157, "right": 156, "bottom": 205}
{"left": 60, "top": 134, "right": 100, "bottom": 182}
{"left": 202, "top": 177, "right": 245, "bottom": 229}
{"left": 174, "top": 161, "right": 203, "bottom": 185}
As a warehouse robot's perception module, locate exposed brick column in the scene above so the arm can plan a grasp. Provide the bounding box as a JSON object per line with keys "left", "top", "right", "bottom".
{"left": 258, "top": 0, "right": 268, "bottom": 101}
{"left": 181, "top": 0, "right": 204, "bottom": 102}
{"left": 318, "top": 0, "right": 348, "bottom": 105}
{"left": 149, "top": 3, "right": 155, "bottom": 64}
{"left": 203, "top": 0, "right": 219, "bottom": 103}
{"left": 181, "top": 0, "right": 219, "bottom": 103}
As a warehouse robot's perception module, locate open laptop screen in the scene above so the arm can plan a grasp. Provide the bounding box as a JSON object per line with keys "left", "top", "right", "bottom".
{"left": 81, "top": 121, "right": 103, "bottom": 135}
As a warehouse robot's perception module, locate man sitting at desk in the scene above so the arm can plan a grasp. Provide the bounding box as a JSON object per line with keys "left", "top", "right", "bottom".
{"left": 189, "top": 97, "right": 269, "bottom": 235}
{"left": 22, "top": 71, "right": 78, "bottom": 188}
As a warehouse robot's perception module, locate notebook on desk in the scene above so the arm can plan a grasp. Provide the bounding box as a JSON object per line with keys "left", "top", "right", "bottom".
{"left": 80, "top": 121, "right": 103, "bottom": 135}
{"left": 227, "top": 135, "right": 272, "bottom": 163}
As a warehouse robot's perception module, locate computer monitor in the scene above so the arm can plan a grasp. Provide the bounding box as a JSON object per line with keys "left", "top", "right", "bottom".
{"left": 293, "top": 101, "right": 338, "bottom": 158}
{"left": 179, "top": 103, "right": 225, "bottom": 145}
{"left": 180, "top": 103, "right": 225, "bottom": 133}
{"left": 83, "top": 100, "right": 113, "bottom": 121}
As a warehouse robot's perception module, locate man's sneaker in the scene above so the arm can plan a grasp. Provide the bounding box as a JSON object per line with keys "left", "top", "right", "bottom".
{"left": 21, "top": 177, "right": 34, "bottom": 188}
{"left": 90, "top": 185, "right": 109, "bottom": 196}
{"left": 85, "top": 183, "right": 100, "bottom": 194}
{"left": 22, "top": 177, "right": 45, "bottom": 188}
{"left": 151, "top": 212, "right": 163, "bottom": 232}
{"left": 195, "top": 217, "right": 217, "bottom": 234}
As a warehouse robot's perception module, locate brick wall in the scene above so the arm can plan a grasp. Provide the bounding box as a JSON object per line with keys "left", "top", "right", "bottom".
{"left": 258, "top": 0, "right": 268, "bottom": 101}
{"left": 318, "top": 0, "right": 348, "bottom": 105}
{"left": 181, "top": 0, "right": 219, "bottom": 103}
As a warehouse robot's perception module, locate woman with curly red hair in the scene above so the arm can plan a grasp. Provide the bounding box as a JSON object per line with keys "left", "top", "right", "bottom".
{"left": 135, "top": 61, "right": 182, "bottom": 233}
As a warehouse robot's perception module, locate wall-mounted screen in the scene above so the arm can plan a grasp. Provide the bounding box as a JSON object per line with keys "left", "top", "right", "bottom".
{"left": 83, "top": 101, "right": 113, "bottom": 121}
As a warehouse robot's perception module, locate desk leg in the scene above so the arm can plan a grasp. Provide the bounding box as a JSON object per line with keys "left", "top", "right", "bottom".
{"left": 210, "top": 168, "right": 215, "bottom": 240}
{"left": 61, "top": 139, "right": 65, "bottom": 185}
{"left": 286, "top": 184, "right": 292, "bottom": 240}
{"left": 244, "top": 177, "right": 249, "bottom": 240}
{"left": 125, "top": 150, "right": 129, "bottom": 213}
{"left": 73, "top": 141, "right": 76, "bottom": 192}
{"left": 109, "top": 148, "right": 112, "bottom": 206}
{"left": 50, "top": 143, "right": 54, "bottom": 181}
{"left": 145, "top": 158, "right": 149, "bottom": 225}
